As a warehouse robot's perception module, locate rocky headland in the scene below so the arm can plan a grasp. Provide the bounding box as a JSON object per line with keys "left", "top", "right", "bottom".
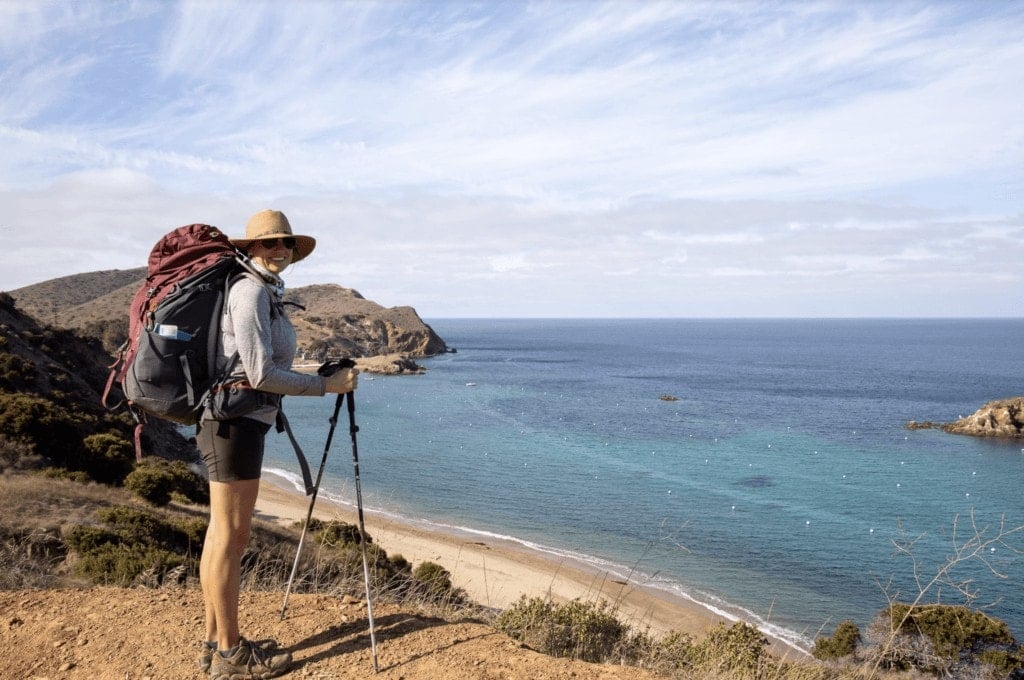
{"left": 907, "top": 397, "right": 1024, "bottom": 438}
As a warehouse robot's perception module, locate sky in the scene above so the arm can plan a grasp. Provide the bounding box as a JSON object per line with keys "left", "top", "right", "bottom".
{"left": 1, "top": 1, "right": 1022, "bottom": 318}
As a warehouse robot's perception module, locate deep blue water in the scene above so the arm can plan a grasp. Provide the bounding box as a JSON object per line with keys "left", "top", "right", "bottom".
{"left": 263, "top": 319, "right": 1024, "bottom": 651}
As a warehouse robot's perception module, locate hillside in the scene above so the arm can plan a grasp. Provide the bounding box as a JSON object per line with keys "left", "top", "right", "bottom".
{"left": 0, "top": 292, "right": 195, "bottom": 469}
{"left": 7, "top": 269, "right": 447, "bottom": 362}
{"left": 5, "top": 267, "right": 147, "bottom": 326}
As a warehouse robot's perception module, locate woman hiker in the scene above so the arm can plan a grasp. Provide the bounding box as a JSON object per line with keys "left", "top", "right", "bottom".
{"left": 197, "top": 209, "right": 358, "bottom": 679}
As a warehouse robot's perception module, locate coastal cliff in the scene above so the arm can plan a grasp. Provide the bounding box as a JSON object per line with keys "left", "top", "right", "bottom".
{"left": 908, "top": 397, "right": 1024, "bottom": 438}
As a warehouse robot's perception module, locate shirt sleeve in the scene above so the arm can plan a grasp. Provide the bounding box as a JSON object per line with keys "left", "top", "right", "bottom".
{"left": 226, "top": 277, "right": 326, "bottom": 397}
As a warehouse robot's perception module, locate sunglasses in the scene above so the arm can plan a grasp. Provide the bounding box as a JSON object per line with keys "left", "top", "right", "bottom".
{"left": 257, "top": 237, "right": 296, "bottom": 250}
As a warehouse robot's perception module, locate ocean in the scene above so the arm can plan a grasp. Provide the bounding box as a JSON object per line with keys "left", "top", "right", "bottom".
{"left": 262, "top": 318, "right": 1024, "bottom": 651}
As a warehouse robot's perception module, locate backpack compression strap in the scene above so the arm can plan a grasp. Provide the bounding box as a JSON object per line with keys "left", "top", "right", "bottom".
{"left": 276, "top": 405, "right": 315, "bottom": 495}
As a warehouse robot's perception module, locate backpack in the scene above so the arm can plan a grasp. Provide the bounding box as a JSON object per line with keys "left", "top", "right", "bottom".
{"left": 103, "top": 224, "right": 316, "bottom": 494}
{"left": 104, "top": 223, "right": 246, "bottom": 429}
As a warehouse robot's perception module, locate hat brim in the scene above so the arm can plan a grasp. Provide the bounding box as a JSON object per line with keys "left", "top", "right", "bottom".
{"left": 231, "top": 234, "right": 317, "bottom": 262}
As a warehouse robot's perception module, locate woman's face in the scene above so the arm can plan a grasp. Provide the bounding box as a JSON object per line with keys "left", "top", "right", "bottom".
{"left": 250, "top": 237, "right": 295, "bottom": 275}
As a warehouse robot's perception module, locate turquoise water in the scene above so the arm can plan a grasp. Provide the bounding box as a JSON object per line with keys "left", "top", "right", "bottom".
{"left": 262, "top": 319, "right": 1024, "bottom": 651}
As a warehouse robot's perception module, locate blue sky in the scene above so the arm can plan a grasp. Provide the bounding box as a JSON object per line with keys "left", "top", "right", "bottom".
{"left": 1, "top": 1, "right": 1021, "bottom": 317}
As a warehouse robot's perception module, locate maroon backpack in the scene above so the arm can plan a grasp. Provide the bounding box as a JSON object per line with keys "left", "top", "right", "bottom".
{"left": 104, "top": 224, "right": 245, "bottom": 454}
{"left": 103, "top": 224, "right": 314, "bottom": 495}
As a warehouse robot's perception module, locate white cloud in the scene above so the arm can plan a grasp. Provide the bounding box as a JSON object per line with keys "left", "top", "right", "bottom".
{"left": 0, "top": 0, "right": 1022, "bottom": 317}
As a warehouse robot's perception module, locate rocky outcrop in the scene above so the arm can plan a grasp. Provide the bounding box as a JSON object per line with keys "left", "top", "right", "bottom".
{"left": 942, "top": 398, "right": 1024, "bottom": 438}
{"left": 283, "top": 284, "right": 448, "bottom": 361}
{"left": 354, "top": 353, "right": 426, "bottom": 375}
{"left": 908, "top": 398, "right": 1024, "bottom": 439}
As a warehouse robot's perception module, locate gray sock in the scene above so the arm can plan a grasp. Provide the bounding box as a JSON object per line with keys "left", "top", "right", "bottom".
{"left": 218, "top": 644, "right": 240, "bottom": 658}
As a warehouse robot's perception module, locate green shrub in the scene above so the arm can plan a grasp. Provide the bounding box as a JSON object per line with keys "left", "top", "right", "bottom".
{"left": 870, "top": 603, "right": 1024, "bottom": 677}
{"left": 494, "top": 596, "right": 626, "bottom": 663}
{"left": 694, "top": 621, "right": 769, "bottom": 675}
{"left": 82, "top": 433, "right": 134, "bottom": 484}
{"left": 73, "top": 542, "right": 185, "bottom": 586}
{"left": 413, "top": 560, "right": 453, "bottom": 598}
{"left": 0, "top": 393, "right": 84, "bottom": 468}
{"left": 0, "top": 393, "right": 144, "bottom": 484}
{"left": 388, "top": 553, "right": 411, "bottom": 573}
{"left": 42, "top": 467, "right": 91, "bottom": 483}
{"left": 0, "top": 352, "right": 36, "bottom": 390}
{"left": 64, "top": 525, "right": 121, "bottom": 553}
{"left": 124, "top": 458, "right": 208, "bottom": 506}
{"left": 124, "top": 463, "right": 175, "bottom": 506}
{"left": 63, "top": 505, "right": 207, "bottom": 585}
{"left": 316, "top": 520, "right": 369, "bottom": 547}
{"left": 652, "top": 630, "right": 697, "bottom": 672}
{"left": 812, "top": 619, "right": 861, "bottom": 660}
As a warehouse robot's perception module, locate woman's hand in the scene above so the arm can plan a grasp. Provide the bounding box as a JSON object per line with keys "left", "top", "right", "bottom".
{"left": 324, "top": 367, "right": 358, "bottom": 394}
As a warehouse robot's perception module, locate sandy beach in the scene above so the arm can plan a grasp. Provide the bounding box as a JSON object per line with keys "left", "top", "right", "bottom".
{"left": 254, "top": 478, "right": 806, "bottom": 660}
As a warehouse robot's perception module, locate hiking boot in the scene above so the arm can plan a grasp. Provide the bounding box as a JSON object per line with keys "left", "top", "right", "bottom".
{"left": 198, "top": 640, "right": 217, "bottom": 673}
{"left": 210, "top": 637, "right": 292, "bottom": 680}
{"left": 201, "top": 638, "right": 279, "bottom": 675}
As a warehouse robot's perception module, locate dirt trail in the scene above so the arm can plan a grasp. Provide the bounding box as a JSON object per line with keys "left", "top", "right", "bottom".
{"left": 1, "top": 587, "right": 657, "bottom": 680}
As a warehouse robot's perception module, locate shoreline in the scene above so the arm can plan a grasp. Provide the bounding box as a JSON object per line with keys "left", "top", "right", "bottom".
{"left": 254, "top": 474, "right": 808, "bottom": 660}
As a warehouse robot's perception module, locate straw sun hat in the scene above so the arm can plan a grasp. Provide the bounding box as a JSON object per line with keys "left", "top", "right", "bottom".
{"left": 231, "top": 209, "right": 317, "bottom": 262}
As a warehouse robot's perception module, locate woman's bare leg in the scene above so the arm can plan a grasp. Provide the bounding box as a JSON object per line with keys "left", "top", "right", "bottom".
{"left": 200, "top": 478, "right": 261, "bottom": 650}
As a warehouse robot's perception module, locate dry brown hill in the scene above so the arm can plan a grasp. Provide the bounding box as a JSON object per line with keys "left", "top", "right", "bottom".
{"left": 5, "top": 267, "right": 147, "bottom": 324}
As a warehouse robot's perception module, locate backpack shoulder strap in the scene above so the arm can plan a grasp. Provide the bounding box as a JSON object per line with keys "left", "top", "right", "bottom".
{"left": 227, "top": 268, "right": 283, "bottom": 319}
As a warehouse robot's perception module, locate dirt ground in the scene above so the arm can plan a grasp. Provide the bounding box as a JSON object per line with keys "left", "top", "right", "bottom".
{"left": 1, "top": 586, "right": 659, "bottom": 680}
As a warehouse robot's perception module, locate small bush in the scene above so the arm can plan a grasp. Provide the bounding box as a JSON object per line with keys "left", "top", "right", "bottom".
{"left": 494, "top": 596, "right": 626, "bottom": 663}
{"left": 0, "top": 393, "right": 84, "bottom": 469}
{"left": 64, "top": 525, "right": 121, "bottom": 553}
{"left": 813, "top": 619, "right": 862, "bottom": 660}
{"left": 693, "top": 621, "right": 769, "bottom": 675}
{"left": 389, "top": 553, "right": 411, "bottom": 573}
{"left": 0, "top": 352, "right": 36, "bottom": 390}
{"left": 73, "top": 542, "right": 185, "bottom": 586}
{"left": 124, "top": 458, "right": 208, "bottom": 506}
{"left": 63, "top": 505, "right": 207, "bottom": 586}
{"left": 42, "top": 467, "right": 92, "bottom": 483}
{"left": 413, "top": 560, "right": 453, "bottom": 598}
{"left": 651, "top": 630, "right": 697, "bottom": 673}
{"left": 82, "top": 433, "right": 134, "bottom": 484}
{"left": 868, "top": 603, "right": 1024, "bottom": 678}
{"left": 316, "top": 520, "right": 369, "bottom": 547}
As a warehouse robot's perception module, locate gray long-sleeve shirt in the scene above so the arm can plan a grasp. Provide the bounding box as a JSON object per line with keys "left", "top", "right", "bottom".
{"left": 205, "top": 269, "right": 325, "bottom": 424}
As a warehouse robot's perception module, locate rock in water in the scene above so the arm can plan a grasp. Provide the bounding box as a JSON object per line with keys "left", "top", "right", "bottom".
{"left": 940, "top": 398, "right": 1024, "bottom": 438}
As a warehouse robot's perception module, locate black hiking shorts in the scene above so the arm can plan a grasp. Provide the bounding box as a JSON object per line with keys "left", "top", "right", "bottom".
{"left": 197, "top": 417, "right": 273, "bottom": 482}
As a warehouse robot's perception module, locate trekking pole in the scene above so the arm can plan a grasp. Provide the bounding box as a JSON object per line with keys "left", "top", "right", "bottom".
{"left": 280, "top": 359, "right": 355, "bottom": 621}
{"left": 347, "top": 389, "right": 380, "bottom": 672}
